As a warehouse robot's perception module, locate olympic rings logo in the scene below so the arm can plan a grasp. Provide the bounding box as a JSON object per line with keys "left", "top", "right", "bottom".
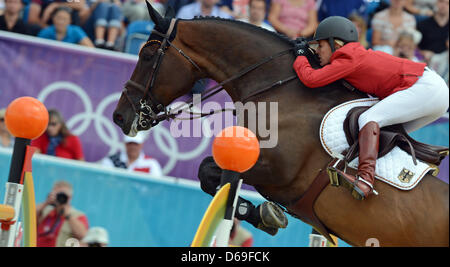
{"left": 37, "top": 81, "right": 213, "bottom": 175}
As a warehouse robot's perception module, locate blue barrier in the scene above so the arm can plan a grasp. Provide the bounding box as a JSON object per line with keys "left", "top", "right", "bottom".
{"left": 0, "top": 148, "right": 318, "bottom": 247}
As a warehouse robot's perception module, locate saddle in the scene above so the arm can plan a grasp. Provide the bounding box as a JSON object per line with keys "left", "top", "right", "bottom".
{"left": 287, "top": 102, "right": 449, "bottom": 245}
{"left": 343, "top": 106, "right": 449, "bottom": 166}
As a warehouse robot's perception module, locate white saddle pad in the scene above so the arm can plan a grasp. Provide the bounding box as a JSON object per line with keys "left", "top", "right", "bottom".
{"left": 320, "top": 98, "right": 437, "bottom": 191}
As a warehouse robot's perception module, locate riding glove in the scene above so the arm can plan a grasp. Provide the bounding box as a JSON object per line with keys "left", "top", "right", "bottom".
{"left": 294, "top": 43, "right": 314, "bottom": 58}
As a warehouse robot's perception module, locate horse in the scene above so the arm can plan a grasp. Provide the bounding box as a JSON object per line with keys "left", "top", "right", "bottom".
{"left": 112, "top": 3, "right": 449, "bottom": 246}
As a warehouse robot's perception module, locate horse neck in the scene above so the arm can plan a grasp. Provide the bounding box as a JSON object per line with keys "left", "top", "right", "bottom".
{"left": 175, "top": 20, "right": 366, "bottom": 115}
{"left": 176, "top": 20, "right": 293, "bottom": 102}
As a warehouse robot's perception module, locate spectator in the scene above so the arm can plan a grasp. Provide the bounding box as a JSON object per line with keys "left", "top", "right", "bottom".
{"left": 0, "top": 0, "right": 35, "bottom": 35}
{"left": 101, "top": 132, "right": 163, "bottom": 176}
{"left": 239, "top": 0, "right": 275, "bottom": 31}
{"left": 80, "top": 0, "right": 123, "bottom": 50}
{"left": 229, "top": 218, "right": 253, "bottom": 247}
{"left": 81, "top": 227, "right": 109, "bottom": 247}
{"left": 404, "top": 0, "right": 435, "bottom": 22}
{"left": 371, "top": 0, "right": 417, "bottom": 54}
{"left": 176, "top": 0, "right": 232, "bottom": 94}
{"left": 429, "top": 37, "right": 449, "bottom": 85}
{"left": 268, "top": 0, "right": 318, "bottom": 39}
{"left": 31, "top": 109, "right": 85, "bottom": 160}
{"left": 122, "top": 0, "right": 165, "bottom": 23}
{"left": 393, "top": 29, "right": 423, "bottom": 62}
{"left": 28, "top": 0, "right": 86, "bottom": 28}
{"left": 176, "top": 0, "right": 233, "bottom": 19}
{"left": 317, "top": 0, "right": 367, "bottom": 21}
{"left": 417, "top": 0, "right": 449, "bottom": 62}
{"left": 38, "top": 6, "right": 94, "bottom": 47}
{"left": 348, "top": 12, "right": 369, "bottom": 48}
{"left": 36, "top": 180, "right": 89, "bottom": 247}
{"left": 0, "top": 0, "right": 4, "bottom": 15}
{"left": 0, "top": 108, "right": 14, "bottom": 148}
{"left": 166, "top": 0, "right": 194, "bottom": 15}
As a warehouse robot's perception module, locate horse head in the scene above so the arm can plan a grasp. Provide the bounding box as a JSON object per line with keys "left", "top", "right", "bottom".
{"left": 113, "top": 1, "right": 201, "bottom": 136}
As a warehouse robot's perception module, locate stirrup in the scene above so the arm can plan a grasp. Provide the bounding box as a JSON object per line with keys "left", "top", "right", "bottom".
{"left": 348, "top": 175, "right": 376, "bottom": 201}
{"left": 328, "top": 168, "right": 379, "bottom": 200}
{"left": 354, "top": 176, "right": 378, "bottom": 196}
{"left": 348, "top": 175, "right": 378, "bottom": 200}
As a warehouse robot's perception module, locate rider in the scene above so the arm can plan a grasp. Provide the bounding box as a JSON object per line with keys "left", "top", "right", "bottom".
{"left": 293, "top": 16, "right": 449, "bottom": 200}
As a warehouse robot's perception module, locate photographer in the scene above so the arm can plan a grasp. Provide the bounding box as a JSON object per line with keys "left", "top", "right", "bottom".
{"left": 36, "top": 181, "right": 89, "bottom": 247}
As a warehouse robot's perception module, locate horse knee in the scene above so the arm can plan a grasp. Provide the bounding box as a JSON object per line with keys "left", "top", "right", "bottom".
{"left": 198, "top": 156, "right": 222, "bottom": 196}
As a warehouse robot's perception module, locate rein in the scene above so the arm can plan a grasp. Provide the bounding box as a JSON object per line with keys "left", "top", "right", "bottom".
{"left": 123, "top": 18, "right": 296, "bottom": 130}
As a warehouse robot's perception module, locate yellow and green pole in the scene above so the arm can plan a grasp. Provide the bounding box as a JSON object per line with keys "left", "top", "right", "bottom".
{"left": 0, "top": 97, "right": 48, "bottom": 247}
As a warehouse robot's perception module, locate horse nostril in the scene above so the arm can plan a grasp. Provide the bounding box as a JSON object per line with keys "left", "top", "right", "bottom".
{"left": 113, "top": 112, "right": 124, "bottom": 127}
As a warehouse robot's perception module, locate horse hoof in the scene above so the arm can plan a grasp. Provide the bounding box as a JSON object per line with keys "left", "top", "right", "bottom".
{"left": 260, "top": 201, "right": 288, "bottom": 229}
{"left": 257, "top": 223, "right": 279, "bottom": 236}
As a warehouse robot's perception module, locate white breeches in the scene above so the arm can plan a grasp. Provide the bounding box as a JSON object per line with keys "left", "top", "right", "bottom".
{"left": 359, "top": 67, "right": 449, "bottom": 133}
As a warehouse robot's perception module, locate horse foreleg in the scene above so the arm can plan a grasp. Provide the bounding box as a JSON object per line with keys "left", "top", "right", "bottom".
{"left": 197, "top": 156, "right": 288, "bottom": 235}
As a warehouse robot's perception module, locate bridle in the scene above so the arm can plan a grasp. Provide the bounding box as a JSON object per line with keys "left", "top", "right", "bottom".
{"left": 123, "top": 18, "right": 297, "bottom": 131}
{"left": 123, "top": 18, "right": 186, "bottom": 130}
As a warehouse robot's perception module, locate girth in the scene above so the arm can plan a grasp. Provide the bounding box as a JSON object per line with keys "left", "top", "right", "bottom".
{"left": 285, "top": 159, "right": 344, "bottom": 245}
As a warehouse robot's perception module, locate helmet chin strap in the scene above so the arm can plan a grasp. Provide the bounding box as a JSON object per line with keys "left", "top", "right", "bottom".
{"left": 328, "top": 37, "right": 336, "bottom": 53}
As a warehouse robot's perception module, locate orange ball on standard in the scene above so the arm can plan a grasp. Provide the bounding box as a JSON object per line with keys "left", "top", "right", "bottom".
{"left": 212, "top": 126, "right": 260, "bottom": 173}
{"left": 5, "top": 97, "right": 49, "bottom": 140}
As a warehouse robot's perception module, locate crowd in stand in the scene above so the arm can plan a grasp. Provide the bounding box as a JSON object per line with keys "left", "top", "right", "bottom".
{"left": 1, "top": 0, "right": 448, "bottom": 172}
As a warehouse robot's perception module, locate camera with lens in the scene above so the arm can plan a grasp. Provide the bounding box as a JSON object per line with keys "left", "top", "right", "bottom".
{"left": 55, "top": 192, "right": 69, "bottom": 205}
{"left": 88, "top": 242, "right": 103, "bottom": 247}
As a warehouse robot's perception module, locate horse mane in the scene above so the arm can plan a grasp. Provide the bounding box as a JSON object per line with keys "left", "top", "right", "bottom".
{"left": 189, "top": 16, "right": 296, "bottom": 47}
{"left": 186, "top": 16, "right": 323, "bottom": 68}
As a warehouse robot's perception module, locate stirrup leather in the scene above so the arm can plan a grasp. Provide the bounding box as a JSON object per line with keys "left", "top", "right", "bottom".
{"left": 327, "top": 159, "right": 343, "bottom": 186}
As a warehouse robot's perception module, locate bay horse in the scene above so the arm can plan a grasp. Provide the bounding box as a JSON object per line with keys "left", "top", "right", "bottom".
{"left": 112, "top": 3, "right": 449, "bottom": 246}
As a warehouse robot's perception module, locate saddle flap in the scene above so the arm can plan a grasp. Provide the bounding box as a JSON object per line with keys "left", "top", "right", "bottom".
{"left": 320, "top": 98, "right": 443, "bottom": 191}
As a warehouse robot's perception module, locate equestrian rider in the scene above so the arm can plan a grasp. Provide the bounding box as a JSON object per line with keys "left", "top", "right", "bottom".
{"left": 293, "top": 16, "right": 449, "bottom": 200}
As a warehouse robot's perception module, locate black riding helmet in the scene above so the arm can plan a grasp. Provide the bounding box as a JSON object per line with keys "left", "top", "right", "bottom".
{"left": 311, "top": 16, "right": 359, "bottom": 52}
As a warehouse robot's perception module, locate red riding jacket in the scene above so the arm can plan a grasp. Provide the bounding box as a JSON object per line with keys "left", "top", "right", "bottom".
{"left": 293, "top": 42, "right": 426, "bottom": 99}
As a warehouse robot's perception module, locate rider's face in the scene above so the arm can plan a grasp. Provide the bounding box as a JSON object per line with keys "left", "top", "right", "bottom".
{"left": 316, "top": 40, "right": 333, "bottom": 66}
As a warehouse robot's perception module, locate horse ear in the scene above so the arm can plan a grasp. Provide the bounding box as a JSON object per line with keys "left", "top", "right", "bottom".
{"left": 146, "top": 0, "right": 164, "bottom": 26}
{"left": 164, "top": 6, "right": 175, "bottom": 19}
